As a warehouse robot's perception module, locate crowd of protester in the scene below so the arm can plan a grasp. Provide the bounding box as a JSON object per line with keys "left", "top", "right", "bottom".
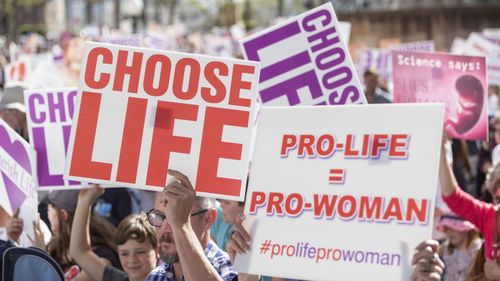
{"left": 1, "top": 17, "right": 500, "bottom": 281}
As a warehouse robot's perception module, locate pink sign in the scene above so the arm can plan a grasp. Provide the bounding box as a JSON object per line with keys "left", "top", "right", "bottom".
{"left": 392, "top": 51, "right": 487, "bottom": 140}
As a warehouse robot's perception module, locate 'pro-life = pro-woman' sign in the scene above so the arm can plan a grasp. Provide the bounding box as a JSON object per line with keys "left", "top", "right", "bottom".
{"left": 64, "top": 42, "right": 260, "bottom": 201}
{"left": 234, "top": 104, "right": 444, "bottom": 281}
{"left": 24, "top": 88, "right": 83, "bottom": 190}
{"left": 240, "top": 3, "right": 366, "bottom": 106}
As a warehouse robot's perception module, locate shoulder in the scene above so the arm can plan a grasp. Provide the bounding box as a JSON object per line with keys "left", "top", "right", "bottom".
{"left": 205, "top": 241, "right": 237, "bottom": 281}
{"left": 146, "top": 264, "right": 172, "bottom": 281}
{"left": 103, "top": 265, "right": 129, "bottom": 281}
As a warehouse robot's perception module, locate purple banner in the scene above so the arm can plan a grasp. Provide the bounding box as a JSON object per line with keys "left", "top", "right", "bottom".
{"left": 24, "top": 88, "right": 81, "bottom": 189}
{"left": 240, "top": 3, "right": 365, "bottom": 106}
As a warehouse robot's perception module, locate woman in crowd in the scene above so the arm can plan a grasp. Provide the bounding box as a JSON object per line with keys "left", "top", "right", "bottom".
{"left": 441, "top": 138, "right": 500, "bottom": 279}
{"left": 436, "top": 213, "right": 482, "bottom": 281}
{"left": 70, "top": 185, "right": 158, "bottom": 281}
{"left": 46, "top": 190, "right": 120, "bottom": 280}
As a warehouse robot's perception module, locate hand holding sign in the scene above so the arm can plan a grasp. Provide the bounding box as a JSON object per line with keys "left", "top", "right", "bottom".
{"left": 410, "top": 240, "right": 444, "bottom": 281}
{"left": 6, "top": 209, "right": 23, "bottom": 243}
{"left": 163, "top": 170, "right": 196, "bottom": 228}
{"left": 226, "top": 214, "right": 251, "bottom": 263}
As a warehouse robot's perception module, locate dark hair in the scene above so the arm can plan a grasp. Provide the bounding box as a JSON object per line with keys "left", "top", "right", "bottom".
{"left": 116, "top": 213, "right": 157, "bottom": 249}
{"left": 47, "top": 205, "right": 118, "bottom": 271}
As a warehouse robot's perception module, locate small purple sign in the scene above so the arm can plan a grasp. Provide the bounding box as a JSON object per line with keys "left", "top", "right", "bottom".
{"left": 24, "top": 88, "right": 82, "bottom": 189}
{"left": 240, "top": 3, "right": 365, "bottom": 106}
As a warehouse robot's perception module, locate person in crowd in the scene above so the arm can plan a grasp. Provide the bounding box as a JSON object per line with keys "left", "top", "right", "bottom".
{"left": 46, "top": 190, "right": 121, "bottom": 280}
{"left": 436, "top": 213, "right": 482, "bottom": 281}
{"left": 363, "top": 69, "right": 391, "bottom": 104}
{"left": 145, "top": 169, "right": 237, "bottom": 281}
{"left": 491, "top": 113, "right": 500, "bottom": 166}
{"left": 211, "top": 201, "right": 234, "bottom": 251}
{"left": 212, "top": 200, "right": 245, "bottom": 251}
{"left": 70, "top": 185, "right": 158, "bottom": 281}
{"left": 440, "top": 136, "right": 500, "bottom": 279}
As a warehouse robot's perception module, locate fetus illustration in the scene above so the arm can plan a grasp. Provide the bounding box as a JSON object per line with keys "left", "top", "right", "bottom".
{"left": 444, "top": 75, "right": 484, "bottom": 136}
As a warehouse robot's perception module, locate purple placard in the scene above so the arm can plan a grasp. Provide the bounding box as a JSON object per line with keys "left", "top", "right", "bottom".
{"left": 357, "top": 40, "right": 435, "bottom": 82}
{"left": 240, "top": 3, "right": 366, "bottom": 106}
{"left": 0, "top": 119, "right": 37, "bottom": 215}
{"left": 24, "top": 88, "right": 82, "bottom": 189}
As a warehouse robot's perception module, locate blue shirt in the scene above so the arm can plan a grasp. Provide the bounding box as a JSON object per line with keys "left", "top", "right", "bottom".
{"left": 146, "top": 240, "right": 237, "bottom": 281}
{"left": 211, "top": 205, "right": 233, "bottom": 251}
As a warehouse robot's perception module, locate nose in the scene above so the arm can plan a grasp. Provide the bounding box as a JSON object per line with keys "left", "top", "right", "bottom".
{"left": 158, "top": 217, "right": 172, "bottom": 234}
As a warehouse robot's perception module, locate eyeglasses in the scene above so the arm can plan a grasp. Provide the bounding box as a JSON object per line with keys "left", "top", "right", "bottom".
{"left": 146, "top": 208, "right": 209, "bottom": 227}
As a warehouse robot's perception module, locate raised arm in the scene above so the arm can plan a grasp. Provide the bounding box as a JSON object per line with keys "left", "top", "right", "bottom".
{"left": 69, "top": 185, "right": 107, "bottom": 281}
{"left": 165, "top": 170, "right": 223, "bottom": 281}
{"left": 439, "top": 139, "right": 457, "bottom": 196}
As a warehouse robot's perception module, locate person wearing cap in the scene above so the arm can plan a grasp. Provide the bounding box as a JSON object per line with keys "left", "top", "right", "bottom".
{"left": 440, "top": 138, "right": 500, "bottom": 280}
{"left": 436, "top": 214, "right": 481, "bottom": 281}
{"left": 45, "top": 190, "right": 121, "bottom": 280}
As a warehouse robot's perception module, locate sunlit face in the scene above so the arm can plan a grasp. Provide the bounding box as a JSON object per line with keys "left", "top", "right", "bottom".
{"left": 153, "top": 192, "right": 207, "bottom": 264}
{"left": 118, "top": 239, "right": 157, "bottom": 281}
{"left": 220, "top": 200, "right": 244, "bottom": 224}
{"left": 444, "top": 227, "right": 468, "bottom": 248}
{"left": 47, "top": 204, "right": 60, "bottom": 234}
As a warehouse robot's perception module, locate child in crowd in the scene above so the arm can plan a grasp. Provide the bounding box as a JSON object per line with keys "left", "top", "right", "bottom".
{"left": 437, "top": 213, "right": 482, "bottom": 281}
{"left": 45, "top": 190, "right": 121, "bottom": 280}
{"left": 70, "top": 185, "right": 158, "bottom": 281}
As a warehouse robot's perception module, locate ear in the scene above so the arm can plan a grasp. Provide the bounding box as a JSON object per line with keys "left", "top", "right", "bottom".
{"left": 204, "top": 208, "right": 217, "bottom": 229}
{"left": 61, "top": 209, "right": 70, "bottom": 222}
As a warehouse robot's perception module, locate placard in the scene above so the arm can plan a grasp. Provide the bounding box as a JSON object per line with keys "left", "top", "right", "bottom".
{"left": 235, "top": 104, "right": 444, "bottom": 281}
{"left": 64, "top": 42, "right": 260, "bottom": 201}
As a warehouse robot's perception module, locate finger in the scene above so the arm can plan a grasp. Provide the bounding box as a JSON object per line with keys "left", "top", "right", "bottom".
{"left": 167, "top": 182, "right": 187, "bottom": 194}
{"left": 168, "top": 170, "right": 194, "bottom": 191}
{"left": 414, "top": 240, "right": 439, "bottom": 251}
{"left": 11, "top": 220, "right": 23, "bottom": 228}
{"left": 232, "top": 219, "right": 251, "bottom": 243}
{"left": 13, "top": 208, "right": 20, "bottom": 218}
{"left": 34, "top": 214, "right": 41, "bottom": 230}
{"left": 412, "top": 248, "right": 435, "bottom": 265}
{"left": 232, "top": 231, "right": 250, "bottom": 251}
{"left": 227, "top": 238, "right": 246, "bottom": 254}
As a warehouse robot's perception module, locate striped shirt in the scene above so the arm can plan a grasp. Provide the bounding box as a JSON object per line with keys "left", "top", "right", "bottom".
{"left": 146, "top": 240, "right": 237, "bottom": 281}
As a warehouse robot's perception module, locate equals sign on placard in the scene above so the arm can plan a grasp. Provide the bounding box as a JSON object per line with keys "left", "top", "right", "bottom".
{"left": 329, "top": 169, "right": 345, "bottom": 184}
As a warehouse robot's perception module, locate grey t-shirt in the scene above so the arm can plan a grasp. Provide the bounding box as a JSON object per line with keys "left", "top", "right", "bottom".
{"left": 103, "top": 265, "right": 129, "bottom": 281}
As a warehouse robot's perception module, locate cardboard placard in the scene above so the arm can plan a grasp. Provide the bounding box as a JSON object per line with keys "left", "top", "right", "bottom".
{"left": 392, "top": 50, "right": 487, "bottom": 140}
{"left": 235, "top": 104, "right": 444, "bottom": 281}
{"left": 64, "top": 42, "right": 260, "bottom": 201}
{"left": 24, "top": 88, "right": 84, "bottom": 190}
{"left": 0, "top": 118, "right": 38, "bottom": 239}
{"left": 240, "top": 3, "right": 365, "bottom": 106}
{"left": 463, "top": 33, "right": 500, "bottom": 86}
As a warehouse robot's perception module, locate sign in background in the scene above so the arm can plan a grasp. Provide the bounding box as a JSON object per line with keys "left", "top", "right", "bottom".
{"left": 357, "top": 40, "right": 435, "bottom": 82}
{"left": 240, "top": 3, "right": 365, "bottom": 106}
{"left": 64, "top": 42, "right": 260, "bottom": 201}
{"left": 25, "top": 88, "right": 83, "bottom": 190}
{"left": 234, "top": 104, "right": 444, "bottom": 281}
{"left": 463, "top": 32, "right": 500, "bottom": 86}
{"left": 392, "top": 50, "right": 487, "bottom": 140}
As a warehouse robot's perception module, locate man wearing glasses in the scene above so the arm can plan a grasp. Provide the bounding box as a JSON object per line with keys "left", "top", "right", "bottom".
{"left": 146, "top": 169, "right": 237, "bottom": 281}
